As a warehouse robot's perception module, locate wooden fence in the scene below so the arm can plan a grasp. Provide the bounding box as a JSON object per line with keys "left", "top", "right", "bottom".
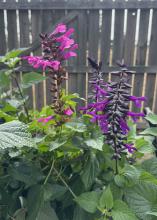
{"left": 0, "top": 0, "right": 157, "bottom": 115}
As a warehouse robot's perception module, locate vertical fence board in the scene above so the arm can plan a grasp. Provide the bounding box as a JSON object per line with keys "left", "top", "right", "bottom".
{"left": 31, "top": 9, "right": 43, "bottom": 109}
{"left": 146, "top": 9, "right": 157, "bottom": 111}
{"left": 19, "top": 0, "right": 33, "bottom": 109}
{"left": 88, "top": 9, "right": 99, "bottom": 101}
{"left": 6, "top": 0, "right": 18, "bottom": 50}
{"left": 112, "top": 9, "right": 124, "bottom": 64}
{"left": 133, "top": 9, "right": 150, "bottom": 112}
{"left": 76, "top": 10, "right": 88, "bottom": 105}
{"left": 0, "top": 10, "right": 7, "bottom": 55}
{"left": 100, "top": 9, "right": 112, "bottom": 83}
{"left": 124, "top": 9, "right": 137, "bottom": 65}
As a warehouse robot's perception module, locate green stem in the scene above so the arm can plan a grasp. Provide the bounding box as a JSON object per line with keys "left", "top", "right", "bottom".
{"left": 53, "top": 167, "right": 77, "bottom": 199}
{"left": 12, "top": 74, "right": 30, "bottom": 122}
{"left": 43, "top": 159, "right": 55, "bottom": 185}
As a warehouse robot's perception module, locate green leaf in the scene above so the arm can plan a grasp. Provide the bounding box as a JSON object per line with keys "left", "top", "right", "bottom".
{"left": 22, "top": 72, "right": 47, "bottom": 89}
{"left": 50, "top": 138, "right": 67, "bottom": 151}
{"left": 75, "top": 191, "right": 100, "bottom": 213}
{"left": 37, "top": 202, "right": 59, "bottom": 220}
{"left": 73, "top": 206, "right": 94, "bottom": 220}
{"left": 5, "top": 48, "right": 27, "bottom": 60}
{"left": 13, "top": 208, "right": 26, "bottom": 220}
{"left": 65, "top": 121, "right": 87, "bottom": 132}
{"left": 112, "top": 200, "right": 138, "bottom": 220}
{"left": 84, "top": 136, "right": 104, "bottom": 151}
{"left": 145, "top": 113, "right": 157, "bottom": 125}
{"left": 125, "top": 182, "right": 157, "bottom": 220}
{"left": 135, "top": 137, "right": 155, "bottom": 154}
{"left": 140, "top": 171, "right": 157, "bottom": 185}
{"left": 81, "top": 153, "right": 99, "bottom": 189}
{"left": 146, "top": 212, "right": 157, "bottom": 217}
{"left": 99, "top": 186, "right": 113, "bottom": 210}
{"left": 27, "top": 185, "right": 44, "bottom": 220}
{"left": 9, "top": 161, "right": 43, "bottom": 185}
{"left": 0, "top": 110, "right": 15, "bottom": 122}
{"left": 140, "top": 127, "right": 157, "bottom": 136}
{"left": 142, "top": 157, "right": 157, "bottom": 178}
{"left": 0, "top": 70, "right": 10, "bottom": 89}
{"left": 44, "top": 184, "right": 67, "bottom": 201}
{"left": 0, "top": 121, "right": 35, "bottom": 149}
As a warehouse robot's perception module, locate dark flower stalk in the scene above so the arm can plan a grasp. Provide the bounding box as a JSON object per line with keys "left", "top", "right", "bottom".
{"left": 81, "top": 61, "right": 146, "bottom": 174}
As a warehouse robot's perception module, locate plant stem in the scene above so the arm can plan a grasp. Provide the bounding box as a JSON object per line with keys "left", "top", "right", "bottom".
{"left": 43, "top": 159, "right": 55, "bottom": 185}
{"left": 53, "top": 167, "right": 77, "bottom": 199}
{"left": 12, "top": 74, "right": 30, "bottom": 122}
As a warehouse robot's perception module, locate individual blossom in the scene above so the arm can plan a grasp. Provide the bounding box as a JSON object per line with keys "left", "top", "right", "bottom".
{"left": 64, "top": 108, "right": 74, "bottom": 116}
{"left": 129, "top": 96, "right": 147, "bottom": 108}
{"left": 38, "top": 115, "right": 53, "bottom": 123}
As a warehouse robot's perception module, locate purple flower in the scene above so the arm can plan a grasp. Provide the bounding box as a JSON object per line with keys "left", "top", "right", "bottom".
{"left": 119, "top": 119, "right": 130, "bottom": 134}
{"left": 129, "top": 96, "right": 146, "bottom": 108}
{"left": 124, "top": 143, "right": 137, "bottom": 154}
{"left": 127, "top": 111, "right": 145, "bottom": 122}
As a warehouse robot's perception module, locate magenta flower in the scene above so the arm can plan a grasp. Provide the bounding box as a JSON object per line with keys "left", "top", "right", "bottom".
{"left": 51, "top": 23, "right": 67, "bottom": 35}
{"left": 129, "top": 96, "right": 146, "bottom": 108}
{"left": 63, "top": 51, "right": 77, "bottom": 60}
{"left": 64, "top": 108, "right": 73, "bottom": 116}
{"left": 38, "top": 115, "right": 53, "bottom": 123}
{"left": 23, "top": 56, "right": 60, "bottom": 71}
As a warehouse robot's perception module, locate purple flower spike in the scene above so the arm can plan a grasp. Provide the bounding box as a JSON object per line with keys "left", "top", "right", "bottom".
{"left": 129, "top": 96, "right": 146, "bottom": 108}
{"left": 81, "top": 59, "right": 146, "bottom": 161}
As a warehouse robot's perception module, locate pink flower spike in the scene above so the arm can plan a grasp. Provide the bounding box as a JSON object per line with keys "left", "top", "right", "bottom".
{"left": 64, "top": 108, "right": 74, "bottom": 116}
{"left": 59, "top": 38, "right": 75, "bottom": 51}
{"left": 63, "top": 51, "right": 77, "bottom": 60}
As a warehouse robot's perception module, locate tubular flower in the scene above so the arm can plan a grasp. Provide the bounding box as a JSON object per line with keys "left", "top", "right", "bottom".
{"left": 38, "top": 115, "right": 53, "bottom": 123}
{"left": 81, "top": 61, "right": 146, "bottom": 158}
{"left": 64, "top": 108, "right": 74, "bottom": 116}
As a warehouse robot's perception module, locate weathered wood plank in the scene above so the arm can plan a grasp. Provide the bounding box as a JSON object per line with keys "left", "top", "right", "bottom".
{"left": 6, "top": 0, "right": 18, "bottom": 50}
{"left": 132, "top": 9, "right": 150, "bottom": 112}
{"left": 112, "top": 9, "right": 124, "bottom": 64}
{"left": 1, "top": 1, "right": 157, "bottom": 10}
{"left": 88, "top": 9, "right": 99, "bottom": 101}
{"left": 100, "top": 9, "right": 112, "bottom": 66}
{"left": 0, "top": 10, "right": 7, "bottom": 55}
{"left": 19, "top": 0, "right": 33, "bottom": 109}
{"left": 124, "top": 9, "right": 137, "bottom": 65}
{"left": 31, "top": 9, "right": 43, "bottom": 109}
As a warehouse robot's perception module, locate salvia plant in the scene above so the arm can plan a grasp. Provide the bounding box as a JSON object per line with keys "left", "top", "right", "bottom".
{"left": 23, "top": 24, "right": 78, "bottom": 125}
{"left": 81, "top": 59, "right": 146, "bottom": 173}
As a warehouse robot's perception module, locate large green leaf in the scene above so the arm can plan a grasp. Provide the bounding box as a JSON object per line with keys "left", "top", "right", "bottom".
{"left": 125, "top": 182, "right": 157, "bottom": 220}
{"left": 135, "top": 137, "right": 155, "bottom": 154}
{"left": 13, "top": 208, "right": 26, "bottom": 220}
{"left": 22, "top": 72, "right": 47, "bottom": 89}
{"left": 84, "top": 136, "right": 104, "bottom": 151}
{"left": 142, "top": 157, "right": 157, "bottom": 178}
{"left": 44, "top": 184, "right": 67, "bottom": 201}
{"left": 140, "top": 128, "right": 157, "bottom": 136}
{"left": 0, "top": 120, "right": 34, "bottom": 149}
{"left": 65, "top": 121, "right": 87, "bottom": 132}
{"left": 26, "top": 185, "right": 44, "bottom": 220}
{"left": 0, "top": 70, "right": 10, "bottom": 89}
{"left": 99, "top": 186, "right": 113, "bottom": 210}
{"left": 81, "top": 153, "right": 99, "bottom": 189}
{"left": 145, "top": 113, "right": 157, "bottom": 125}
{"left": 50, "top": 138, "right": 67, "bottom": 151}
{"left": 75, "top": 191, "right": 100, "bottom": 213}
{"left": 72, "top": 206, "right": 94, "bottom": 220}
{"left": 112, "top": 200, "right": 138, "bottom": 220}
{"left": 37, "top": 202, "right": 59, "bottom": 220}
{"left": 5, "top": 48, "right": 27, "bottom": 60}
